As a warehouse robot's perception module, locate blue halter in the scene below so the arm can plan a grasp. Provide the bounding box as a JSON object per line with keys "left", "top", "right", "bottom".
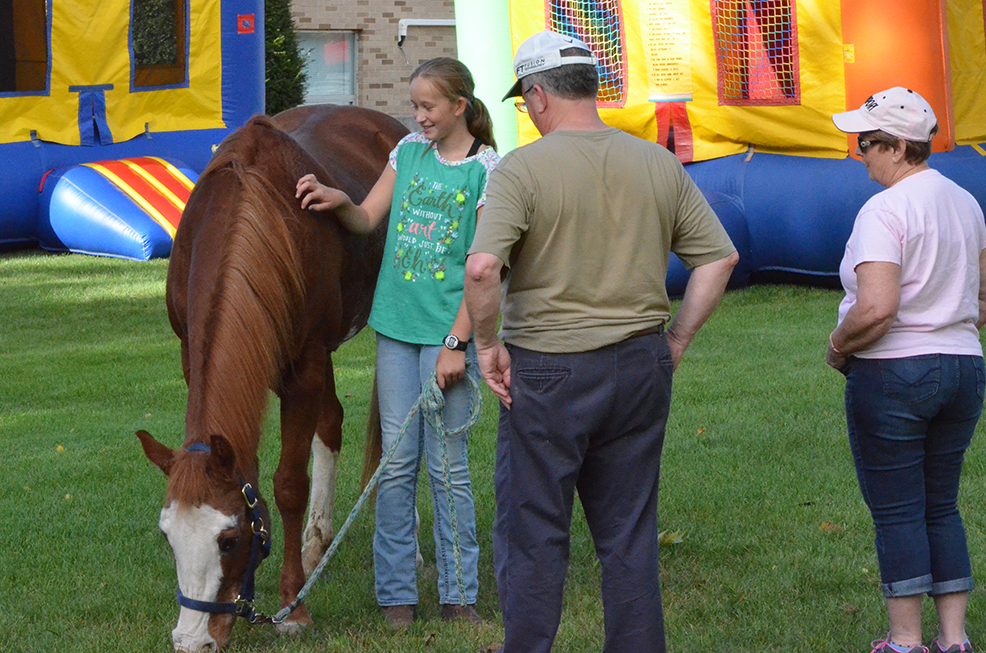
{"left": 174, "top": 444, "right": 272, "bottom": 624}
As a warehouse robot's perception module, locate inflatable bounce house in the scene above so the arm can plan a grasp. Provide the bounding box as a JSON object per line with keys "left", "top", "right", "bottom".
{"left": 0, "top": 0, "right": 264, "bottom": 259}
{"left": 457, "top": 0, "right": 986, "bottom": 294}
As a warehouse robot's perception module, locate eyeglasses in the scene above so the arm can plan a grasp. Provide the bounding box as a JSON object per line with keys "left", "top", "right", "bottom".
{"left": 515, "top": 85, "right": 532, "bottom": 113}
{"left": 857, "top": 135, "right": 883, "bottom": 154}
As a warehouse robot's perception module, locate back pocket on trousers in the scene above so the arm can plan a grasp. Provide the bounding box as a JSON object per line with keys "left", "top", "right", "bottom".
{"left": 879, "top": 358, "right": 940, "bottom": 404}
{"left": 516, "top": 367, "right": 571, "bottom": 393}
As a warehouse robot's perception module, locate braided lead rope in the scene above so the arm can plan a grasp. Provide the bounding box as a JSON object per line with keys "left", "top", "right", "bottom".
{"left": 418, "top": 369, "right": 483, "bottom": 606}
{"left": 271, "top": 366, "right": 482, "bottom": 624}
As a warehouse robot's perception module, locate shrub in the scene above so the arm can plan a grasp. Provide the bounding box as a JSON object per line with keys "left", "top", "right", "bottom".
{"left": 265, "top": 0, "right": 307, "bottom": 115}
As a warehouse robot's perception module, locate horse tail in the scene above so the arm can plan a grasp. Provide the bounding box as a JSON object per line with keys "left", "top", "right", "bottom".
{"left": 359, "top": 372, "right": 383, "bottom": 491}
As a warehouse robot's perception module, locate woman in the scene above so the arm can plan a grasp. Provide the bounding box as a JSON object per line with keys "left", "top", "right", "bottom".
{"left": 296, "top": 58, "right": 499, "bottom": 627}
{"left": 828, "top": 87, "right": 986, "bottom": 653}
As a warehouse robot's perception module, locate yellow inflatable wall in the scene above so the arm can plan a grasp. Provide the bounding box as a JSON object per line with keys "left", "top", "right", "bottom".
{"left": 948, "top": 1, "right": 986, "bottom": 146}
{"left": 508, "top": 0, "right": 985, "bottom": 161}
{"left": 1, "top": 0, "right": 224, "bottom": 147}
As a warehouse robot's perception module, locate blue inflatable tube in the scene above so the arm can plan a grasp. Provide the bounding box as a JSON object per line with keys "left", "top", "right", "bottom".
{"left": 38, "top": 159, "right": 199, "bottom": 260}
{"left": 667, "top": 146, "right": 986, "bottom": 296}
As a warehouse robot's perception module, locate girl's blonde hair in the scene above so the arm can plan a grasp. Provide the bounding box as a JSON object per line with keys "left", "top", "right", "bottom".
{"left": 410, "top": 57, "right": 497, "bottom": 152}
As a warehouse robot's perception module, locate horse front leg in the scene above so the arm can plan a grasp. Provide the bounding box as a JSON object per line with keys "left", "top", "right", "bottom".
{"left": 273, "top": 352, "right": 326, "bottom": 633}
{"left": 302, "top": 354, "right": 343, "bottom": 576}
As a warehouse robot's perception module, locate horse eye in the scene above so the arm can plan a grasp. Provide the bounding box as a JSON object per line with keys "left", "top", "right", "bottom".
{"left": 218, "top": 535, "right": 239, "bottom": 553}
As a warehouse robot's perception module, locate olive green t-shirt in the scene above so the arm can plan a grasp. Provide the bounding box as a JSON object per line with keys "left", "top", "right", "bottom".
{"left": 469, "top": 127, "right": 735, "bottom": 353}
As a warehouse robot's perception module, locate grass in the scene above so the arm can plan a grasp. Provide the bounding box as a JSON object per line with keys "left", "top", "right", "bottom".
{"left": 0, "top": 251, "right": 983, "bottom": 653}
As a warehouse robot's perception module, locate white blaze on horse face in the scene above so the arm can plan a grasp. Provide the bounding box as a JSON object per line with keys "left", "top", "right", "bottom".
{"left": 160, "top": 501, "right": 237, "bottom": 652}
{"left": 302, "top": 436, "right": 339, "bottom": 575}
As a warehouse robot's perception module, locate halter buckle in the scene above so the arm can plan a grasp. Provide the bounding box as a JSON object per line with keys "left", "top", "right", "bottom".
{"left": 241, "top": 483, "right": 259, "bottom": 509}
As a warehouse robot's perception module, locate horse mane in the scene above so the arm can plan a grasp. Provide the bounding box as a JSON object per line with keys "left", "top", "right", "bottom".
{"left": 185, "top": 116, "right": 316, "bottom": 468}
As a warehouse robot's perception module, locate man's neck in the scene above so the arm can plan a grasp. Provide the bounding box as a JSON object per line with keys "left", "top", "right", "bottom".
{"left": 542, "top": 98, "right": 609, "bottom": 134}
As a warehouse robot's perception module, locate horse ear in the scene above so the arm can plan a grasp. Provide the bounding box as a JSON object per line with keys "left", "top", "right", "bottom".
{"left": 136, "top": 430, "right": 176, "bottom": 476}
{"left": 206, "top": 434, "right": 237, "bottom": 479}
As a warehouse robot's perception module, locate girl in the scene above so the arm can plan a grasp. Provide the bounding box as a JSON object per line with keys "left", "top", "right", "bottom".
{"left": 296, "top": 57, "right": 499, "bottom": 627}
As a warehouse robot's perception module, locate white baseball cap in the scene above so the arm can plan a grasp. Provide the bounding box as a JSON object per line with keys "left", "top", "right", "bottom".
{"left": 832, "top": 86, "right": 937, "bottom": 142}
{"left": 502, "top": 30, "right": 597, "bottom": 101}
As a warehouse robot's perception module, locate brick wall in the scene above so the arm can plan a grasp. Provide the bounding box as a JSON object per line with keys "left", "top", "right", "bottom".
{"left": 290, "top": 0, "right": 457, "bottom": 129}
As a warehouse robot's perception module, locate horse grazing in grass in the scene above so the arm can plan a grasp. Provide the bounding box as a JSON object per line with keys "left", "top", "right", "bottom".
{"left": 137, "top": 105, "right": 407, "bottom": 652}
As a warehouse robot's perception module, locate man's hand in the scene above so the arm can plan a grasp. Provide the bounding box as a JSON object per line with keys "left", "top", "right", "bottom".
{"left": 477, "top": 341, "right": 512, "bottom": 407}
{"left": 664, "top": 326, "right": 687, "bottom": 371}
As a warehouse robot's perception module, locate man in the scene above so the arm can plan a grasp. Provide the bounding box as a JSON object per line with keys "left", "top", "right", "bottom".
{"left": 463, "top": 29, "right": 739, "bottom": 653}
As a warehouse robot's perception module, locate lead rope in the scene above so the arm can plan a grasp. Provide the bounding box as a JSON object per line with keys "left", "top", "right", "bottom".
{"left": 269, "top": 365, "right": 482, "bottom": 624}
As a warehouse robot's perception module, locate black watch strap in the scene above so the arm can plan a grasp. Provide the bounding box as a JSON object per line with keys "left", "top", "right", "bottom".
{"left": 444, "top": 335, "right": 468, "bottom": 351}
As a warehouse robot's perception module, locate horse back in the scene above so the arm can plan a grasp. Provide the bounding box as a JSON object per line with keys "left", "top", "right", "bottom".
{"left": 272, "top": 104, "right": 409, "bottom": 207}
{"left": 274, "top": 105, "right": 409, "bottom": 341}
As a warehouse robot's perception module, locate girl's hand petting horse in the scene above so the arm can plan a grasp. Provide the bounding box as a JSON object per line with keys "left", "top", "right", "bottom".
{"left": 296, "top": 173, "right": 350, "bottom": 212}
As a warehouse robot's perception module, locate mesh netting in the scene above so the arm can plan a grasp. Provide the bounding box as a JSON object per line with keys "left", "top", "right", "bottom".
{"left": 712, "top": 0, "right": 800, "bottom": 106}
{"left": 546, "top": 0, "right": 628, "bottom": 107}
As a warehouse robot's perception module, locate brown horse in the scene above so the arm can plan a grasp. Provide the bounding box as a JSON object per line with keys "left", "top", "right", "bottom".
{"left": 137, "top": 105, "right": 407, "bottom": 651}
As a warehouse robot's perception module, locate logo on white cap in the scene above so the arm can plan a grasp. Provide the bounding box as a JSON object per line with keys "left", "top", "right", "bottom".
{"left": 502, "top": 30, "right": 598, "bottom": 100}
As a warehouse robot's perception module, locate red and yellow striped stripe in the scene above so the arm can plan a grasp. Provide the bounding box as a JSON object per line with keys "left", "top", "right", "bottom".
{"left": 82, "top": 157, "right": 194, "bottom": 239}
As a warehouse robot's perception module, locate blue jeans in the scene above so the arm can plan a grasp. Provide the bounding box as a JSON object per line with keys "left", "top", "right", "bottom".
{"left": 844, "top": 354, "right": 983, "bottom": 598}
{"left": 494, "top": 332, "right": 672, "bottom": 653}
{"left": 373, "top": 333, "right": 480, "bottom": 606}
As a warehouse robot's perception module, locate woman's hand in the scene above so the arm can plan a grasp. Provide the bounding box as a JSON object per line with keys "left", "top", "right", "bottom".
{"left": 826, "top": 344, "right": 849, "bottom": 370}
{"left": 435, "top": 347, "right": 466, "bottom": 389}
{"left": 296, "top": 174, "right": 351, "bottom": 212}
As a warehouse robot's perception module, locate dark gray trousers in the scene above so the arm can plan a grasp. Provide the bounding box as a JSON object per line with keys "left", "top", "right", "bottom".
{"left": 493, "top": 331, "right": 673, "bottom": 653}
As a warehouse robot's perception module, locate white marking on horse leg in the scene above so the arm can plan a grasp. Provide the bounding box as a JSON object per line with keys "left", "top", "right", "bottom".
{"left": 160, "top": 502, "right": 236, "bottom": 652}
{"left": 302, "top": 436, "right": 338, "bottom": 576}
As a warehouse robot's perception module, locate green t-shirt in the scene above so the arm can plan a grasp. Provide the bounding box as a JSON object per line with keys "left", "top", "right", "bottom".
{"left": 368, "top": 132, "right": 500, "bottom": 344}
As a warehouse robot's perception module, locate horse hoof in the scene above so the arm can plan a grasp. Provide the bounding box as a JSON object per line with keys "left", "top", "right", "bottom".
{"left": 301, "top": 523, "right": 334, "bottom": 577}
{"left": 275, "top": 619, "right": 311, "bottom": 637}
{"left": 302, "top": 540, "right": 330, "bottom": 577}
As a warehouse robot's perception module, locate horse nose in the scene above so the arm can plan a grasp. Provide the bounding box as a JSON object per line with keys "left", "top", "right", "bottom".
{"left": 172, "top": 628, "right": 218, "bottom": 652}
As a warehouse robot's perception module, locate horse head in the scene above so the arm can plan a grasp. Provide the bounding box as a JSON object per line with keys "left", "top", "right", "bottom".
{"left": 137, "top": 430, "right": 272, "bottom": 652}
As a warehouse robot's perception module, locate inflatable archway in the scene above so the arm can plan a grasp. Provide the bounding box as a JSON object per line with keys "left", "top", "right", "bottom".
{"left": 0, "top": 0, "right": 264, "bottom": 259}
{"left": 456, "top": 0, "right": 986, "bottom": 294}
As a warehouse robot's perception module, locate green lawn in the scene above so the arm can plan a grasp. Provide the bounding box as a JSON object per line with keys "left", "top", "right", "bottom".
{"left": 0, "top": 251, "right": 982, "bottom": 653}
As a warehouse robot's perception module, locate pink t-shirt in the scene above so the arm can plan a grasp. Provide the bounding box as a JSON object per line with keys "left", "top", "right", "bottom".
{"left": 838, "top": 168, "right": 986, "bottom": 359}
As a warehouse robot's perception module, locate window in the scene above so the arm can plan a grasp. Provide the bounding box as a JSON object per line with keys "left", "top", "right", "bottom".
{"left": 132, "top": 0, "right": 187, "bottom": 88}
{"left": 297, "top": 31, "right": 357, "bottom": 105}
{"left": 1, "top": 0, "right": 49, "bottom": 94}
{"left": 711, "top": 0, "right": 800, "bottom": 106}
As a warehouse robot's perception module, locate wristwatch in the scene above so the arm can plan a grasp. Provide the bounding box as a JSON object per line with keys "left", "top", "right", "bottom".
{"left": 443, "top": 334, "right": 469, "bottom": 351}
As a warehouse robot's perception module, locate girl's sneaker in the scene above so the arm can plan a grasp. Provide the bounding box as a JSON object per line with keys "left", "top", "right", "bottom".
{"left": 870, "top": 635, "right": 929, "bottom": 653}
{"left": 930, "top": 640, "right": 974, "bottom": 653}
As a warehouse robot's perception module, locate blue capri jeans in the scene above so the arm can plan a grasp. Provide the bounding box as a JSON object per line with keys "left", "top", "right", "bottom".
{"left": 373, "top": 333, "right": 480, "bottom": 607}
{"left": 844, "top": 354, "right": 984, "bottom": 598}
